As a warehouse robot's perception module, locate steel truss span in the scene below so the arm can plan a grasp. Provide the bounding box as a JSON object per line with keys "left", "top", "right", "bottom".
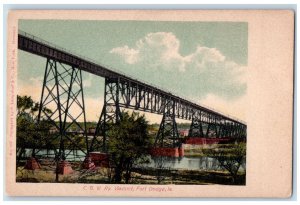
{"left": 18, "top": 31, "right": 247, "bottom": 153}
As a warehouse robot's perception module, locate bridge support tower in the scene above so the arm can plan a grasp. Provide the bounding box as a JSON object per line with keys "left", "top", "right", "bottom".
{"left": 151, "top": 98, "right": 183, "bottom": 157}
{"left": 30, "top": 58, "right": 88, "bottom": 178}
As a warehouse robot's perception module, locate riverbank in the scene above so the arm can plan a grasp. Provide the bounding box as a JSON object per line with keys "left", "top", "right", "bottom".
{"left": 184, "top": 143, "right": 246, "bottom": 157}
{"left": 16, "top": 162, "right": 245, "bottom": 185}
{"left": 16, "top": 142, "right": 246, "bottom": 185}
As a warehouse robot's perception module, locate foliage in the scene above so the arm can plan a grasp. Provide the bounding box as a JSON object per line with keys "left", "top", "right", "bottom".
{"left": 16, "top": 95, "right": 54, "bottom": 160}
{"left": 17, "top": 117, "right": 54, "bottom": 149}
{"left": 107, "top": 111, "right": 153, "bottom": 183}
{"left": 203, "top": 142, "right": 246, "bottom": 183}
{"left": 17, "top": 95, "right": 52, "bottom": 120}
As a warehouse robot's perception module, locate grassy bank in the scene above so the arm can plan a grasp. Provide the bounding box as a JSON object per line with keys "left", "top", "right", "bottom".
{"left": 16, "top": 163, "right": 245, "bottom": 185}
{"left": 184, "top": 143, "right": 246, "bottom": 157}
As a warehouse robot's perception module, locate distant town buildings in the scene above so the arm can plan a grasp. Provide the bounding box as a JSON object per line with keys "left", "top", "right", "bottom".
{"left": 179, "top": 129, "right": 189, "bottom": 137}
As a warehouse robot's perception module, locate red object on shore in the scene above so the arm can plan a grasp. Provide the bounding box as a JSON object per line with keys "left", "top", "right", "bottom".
{"left": 89, "top": 152, "right": 110, "bottom": 167}
{"left": 24, "top": 157, "right": 41, "bottom": 170}
{"left": 150, "top": 147, "right": 184, "bottom": 157}
{"left": 184, "top": 137, "right": 231, "bottom": 145}
{"left": 82, "top": 156, "right": 96, "bottom": 169}
{"left": 57, "top": 160, "right": 73, "bottom": 175}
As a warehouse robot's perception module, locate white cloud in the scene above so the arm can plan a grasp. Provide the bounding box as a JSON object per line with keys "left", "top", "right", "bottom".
{"left": 110, "top": 32, "right": 246, "bottom": 97}
{"left": 185, "top": 46, "right": 226, "bottom": 72}
{"left": 110, "top": 46, "right": 139, "bottom": 64}
{"left": 110, "top": 32, "right": 187, "bottom": 72}
{"left": 109, "top": 32, "right": 242, "bottom": 75}
{"left": 200, "top": 94, "right": 247, "bottom": 122}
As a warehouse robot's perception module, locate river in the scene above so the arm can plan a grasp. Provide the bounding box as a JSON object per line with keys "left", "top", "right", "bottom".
{"left": 20, "top": 149, "right": 245, "bottom": 172}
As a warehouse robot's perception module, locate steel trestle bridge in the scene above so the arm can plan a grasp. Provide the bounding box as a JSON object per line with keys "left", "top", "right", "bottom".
{"left": 18, "top": 30, "right": 247, "bottom": 160}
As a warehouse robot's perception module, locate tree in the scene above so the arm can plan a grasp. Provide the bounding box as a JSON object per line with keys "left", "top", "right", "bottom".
{"left": 16, "top": 95, "right": 53, "bottom": 162}
{"left": 17, "top": 95, "right": 34, "bottom": 116}
{"left": 107, "top": 111, "right": 153, "bottom": 183}
{"left": 203, "top": 143, "right": 246, "bottom": 184}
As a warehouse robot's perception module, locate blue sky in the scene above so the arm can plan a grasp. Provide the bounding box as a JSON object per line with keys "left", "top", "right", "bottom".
{"left": 18, "top": 20, "right": 247, "bottom": 122}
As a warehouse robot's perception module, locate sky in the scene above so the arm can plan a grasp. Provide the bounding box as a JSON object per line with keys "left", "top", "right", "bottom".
{"left": 18, "top": 20, "right": 247, "bottom": 123}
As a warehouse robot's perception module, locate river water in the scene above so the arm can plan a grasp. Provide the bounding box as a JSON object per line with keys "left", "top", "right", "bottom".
{"left": 139, "top": 156, "right": 246, "bottom": 172}
{"left": 21, "top": 149, "right": 245, "bottom": 172}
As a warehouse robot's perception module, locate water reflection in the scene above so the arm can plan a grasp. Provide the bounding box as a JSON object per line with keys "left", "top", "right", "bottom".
{"left": 20, "top": 149, "right": 86, "bottom": 161}
{"left": 142, "top": 156, "right": 245, "bottom": 172}
{"left": 21, "top": 149, "right": 245, "bottom": 172}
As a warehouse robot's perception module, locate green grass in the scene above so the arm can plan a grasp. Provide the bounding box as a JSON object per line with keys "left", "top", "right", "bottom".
{"left": 16, "top": 164, "right": 245, "bottom": 185}
{"left": 184, "top": 143, "right": 246, "bottom": 157}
